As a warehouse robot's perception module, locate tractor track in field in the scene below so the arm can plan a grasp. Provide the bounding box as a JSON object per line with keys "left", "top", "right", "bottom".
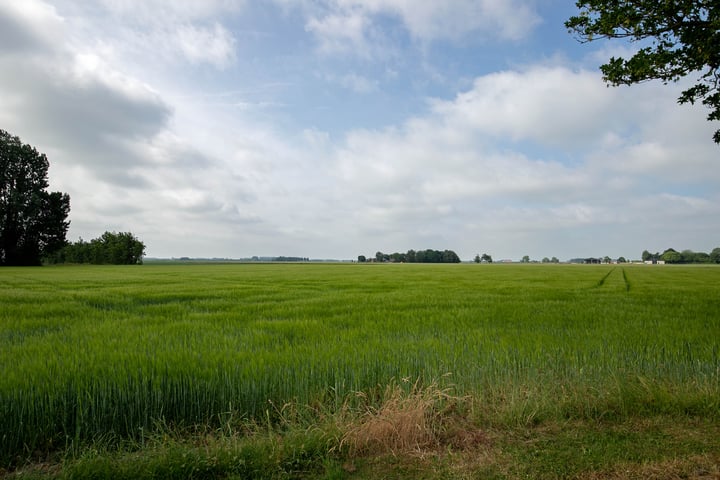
{"left": 621, "top": 267, "right": 631, "bottom": 292}
{"left": 593, "top": 267, "right": 631, "bottom": 292}
{"left": 595, "top": 267, "right": 616, "bottom": 288}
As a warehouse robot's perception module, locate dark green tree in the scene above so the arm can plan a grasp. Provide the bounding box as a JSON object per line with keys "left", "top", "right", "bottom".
{"left": 710, "top": 247, "right": 720, "bottom": 263}
{"left": 480, "top": 253, "right": 493, "bottom": 263}
{"left": 692, "top": 251, "right": 711, "bottom": 263}
{"left": 566, "top": 1, "right": 720, "bottom": 143}
{"left": 1, "top": 129, "right": 70, "bottom": 265}
{"left": 662, "top": 248, "right": 682, "bottom": 263}
{"left": 442, "top": 250, "right": 461, "bottom": 263}
{"left": 97, "top": 231, "right": 145, "bottom": 265}
{"left": 52, "top": 231, "right": 145, "bottom": 265}
{"left": 424, "top": 249, "right": 440, "bottom": 263}
{"left": 371, "top": 248, "right": 460, "bottom": 264}
{"left": 474, "top": 254, "right": 481, "bottom": 263}
{"left": 390, "top": 252, "right": 406, "bottom": 263}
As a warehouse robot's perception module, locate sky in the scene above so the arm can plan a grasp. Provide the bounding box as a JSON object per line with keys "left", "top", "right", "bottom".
{"left": 1, "top": 0, "right": 718, "bottom": 261}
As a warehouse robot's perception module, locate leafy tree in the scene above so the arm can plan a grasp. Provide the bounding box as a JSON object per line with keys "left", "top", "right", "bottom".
{"left": 603, "top": 256, "right": 612, "bottom": 264}
{"left": 474, "top": 254, "right": 481, "bottom": 263}
{"left": 357, "top": 255, "right": 366, "bottom": 263}
{"left": 389, "top": 252, "right": 405, "bottom": 263}
{"left": 661, "top": 248, "right": 682, "bottom": 263}
{"left": 640, "top": 247, "right": 716, "bottom": 264}
{"left": 98, "top": 231, "right": 145, "bottom": 264}
{"left": 551, "top": 256, "right": 560, "bottom": 263}
{"left": 693, "top": 251, "right": 710, "bottom": 263}
{"left": 442, "top": 250, "right": 461, "bottom": 263}
{"left": 424, "top": 250, "right": 440, "bottom": 263}
{"left": 521, "top": 255, "right": 530, "bottom": 263}
{"left": 480, "top": 253, "right": 493, "bottom": 263}
{"left": 566, "top": 1, "right": 720, "bottom": 143}
{"left": 1, "top": 129, "right": 70, "bottom": 265}
{"left": 542, "top": 257, "right": 550, "bottom": 263}
{"left": 51, "top": 231, "right": 145, "bottom": 265}
{"left": 642, "top": 250, "right": 663, "bottom": 261}
{"left": 617, "top": 256, "right": 627, "bottom": 263}
{"left": 677, "top": 249, "right": 710, "bottom": 263}
{"left": 369, "top": 248, "right": 460, "bottom": 263}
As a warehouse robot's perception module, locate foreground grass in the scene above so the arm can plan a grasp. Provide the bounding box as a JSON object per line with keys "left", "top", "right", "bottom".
{"left": 6, "top": 402, "right": 720, "bottom": 479}
{"left": 1, "top": 263, "right": 719, "bottom": 478}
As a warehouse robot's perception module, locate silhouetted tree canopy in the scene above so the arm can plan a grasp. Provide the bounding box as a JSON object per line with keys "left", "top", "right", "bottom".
{"left": 49, "top": 231, "right": 145, "bottom": 265}
{"left": 1, "top": 129, "right": 70, "bottom": 266}
{"left": 567, "top": 1, "right": 720, "bottom": 143}
{"left": 367, "top": 249, "right": 461, "bottom": 263}
{"left": 642, "top": 246, "right": 719, "bottom": 264}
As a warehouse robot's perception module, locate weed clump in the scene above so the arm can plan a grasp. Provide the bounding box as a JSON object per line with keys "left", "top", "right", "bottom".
{"left": 340, "top": 378, "right": 482, "bottom": 456}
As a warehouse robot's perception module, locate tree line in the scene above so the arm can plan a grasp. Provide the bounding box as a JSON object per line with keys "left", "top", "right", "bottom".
{"left": 474, "top": 253, "right": 493, "bottom": 263}
{"left": 359, "top": 249, "right": 461, "bottom": 263}
{"left": 46, "top": 231, "right": 145, "bottom": 265}
{"left": 2, "top": 129, "right": 145, "bottom": 266}
{"left": 643, "top": 248, "right": 720, "bottom": 264}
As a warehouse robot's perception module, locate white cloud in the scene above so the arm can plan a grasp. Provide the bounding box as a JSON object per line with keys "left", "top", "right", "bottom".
{"left": 174, "top": 22, "right": 236, "bottom": 68}
{"left": 2, "top": 1, "right": 718, "bottom": 260}
{"left": 0, "top": 42, "right": 170, "bottom": 175}
{"left": 324, "top": 63, "right": 720, "bottom": 258}
{"left": 430, "top": 66, "right": 631, "bottom": 147}
{"left": 47, "top": 0, "right": 241, "bottom": 70}
{"left": 96, "top": 0, "right": 244, "bottom": 24}
{"left": 305, "top": 9, "right": 372, "bottom": 57}
{"left": 323, "top": 72, "right": 379, "bottom": 93}
{"left": 0, "top": 0, "right": 64, "bottom": 54}
{"left": 296, "top": 0, "right": 541, "bottom": 58}
{"left": 353, "top": 0, "right": 540, "bottom": 41}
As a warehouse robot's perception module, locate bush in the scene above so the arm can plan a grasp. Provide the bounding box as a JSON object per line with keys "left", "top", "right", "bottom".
{"left": 49, "top": 231, "right": 145, "bottom": 265}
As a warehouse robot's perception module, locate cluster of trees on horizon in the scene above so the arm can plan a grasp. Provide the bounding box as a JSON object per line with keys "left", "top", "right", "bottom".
{"left": 2, "top": 129, "right": 145, "bottom": 266}
{"left": 46, "top": 231, "right": 145, "bottom": 265}
{"left": 643, "top": 248, "right": 720, "bottom": 264}
{"left": 359, "top": 249, "right": 461, "bottom": 263}
{"left": 474, "top": 253, "right": 494, "bottom": 263}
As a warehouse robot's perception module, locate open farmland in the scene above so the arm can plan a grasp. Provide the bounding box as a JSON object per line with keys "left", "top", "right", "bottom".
{"left": 1, "top": 263, "right": 719, "bottom": 478}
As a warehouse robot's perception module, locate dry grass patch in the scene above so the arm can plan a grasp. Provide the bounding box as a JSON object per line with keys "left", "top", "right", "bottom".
{"left": 580, "top": 453, "right": 720, "bottom": 479}
{"left": 340, "top": 378, "right": 485, "bottom": 457}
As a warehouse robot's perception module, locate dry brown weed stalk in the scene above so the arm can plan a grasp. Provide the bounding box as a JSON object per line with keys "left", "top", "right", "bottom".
{"left": 340, "top": 377, "right": 478, "bottom": 457}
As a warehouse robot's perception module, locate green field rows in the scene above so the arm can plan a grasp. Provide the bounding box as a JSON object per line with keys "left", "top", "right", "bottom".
{"left": 1, "top": 263, "right": 719, "bottom": 468}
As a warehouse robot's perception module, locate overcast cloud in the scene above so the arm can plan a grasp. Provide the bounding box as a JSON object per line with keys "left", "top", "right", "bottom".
{"left": 1, "top": 0, "right": 718, "bottom": 260}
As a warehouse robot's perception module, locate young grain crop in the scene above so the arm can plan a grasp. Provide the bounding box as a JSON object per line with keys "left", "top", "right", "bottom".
{"left": 0, "top": 263, "right": 718, "bottom": 467}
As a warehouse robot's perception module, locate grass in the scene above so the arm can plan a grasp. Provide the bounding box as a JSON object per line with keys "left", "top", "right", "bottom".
{"left": 0, "top": 263, "right": 719, "bottom": 478}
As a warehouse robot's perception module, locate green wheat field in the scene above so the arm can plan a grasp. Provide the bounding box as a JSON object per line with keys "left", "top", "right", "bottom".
{"left": 1, "top": 263, "right": 719, "bottom": 478}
